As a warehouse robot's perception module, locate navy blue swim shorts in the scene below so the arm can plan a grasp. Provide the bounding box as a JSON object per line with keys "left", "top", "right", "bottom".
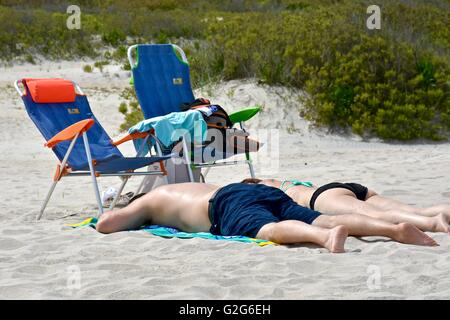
{"left": 208, "top": 183, "right": 321, "bottom": 238}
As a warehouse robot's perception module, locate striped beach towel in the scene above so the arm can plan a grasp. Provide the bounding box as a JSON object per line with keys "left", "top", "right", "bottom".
{"left": 68, "top": 217, "right": 275, "bottom": 247}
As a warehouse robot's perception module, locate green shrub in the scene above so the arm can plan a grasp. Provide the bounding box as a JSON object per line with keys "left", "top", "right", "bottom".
{"left": 25, "top": 54, "right": 35, "bottom": 64}
{"left": 94, "top": 60, "right": 108, "bottom": 71}
{"left": 83, "top": 64, "right": 93, "bottom": 73}
{"left": 118, "top": 87, "right": 144, "bottom": 131}
{"left": 202, "top": 1, "right": 450, "bottom": 140}
{"left": 102, "top": 29, "right": 126, "bottom": 46}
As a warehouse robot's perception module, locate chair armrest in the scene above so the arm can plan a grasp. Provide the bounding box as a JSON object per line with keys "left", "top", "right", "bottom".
{"left": 45, "top": 119, "right": 94, "bottom": 148}
{"left": 229, "top": 106, "right": 261, "bottom": 124}
{"left": 112, "top": 130, "right": 154, "bottom": 146}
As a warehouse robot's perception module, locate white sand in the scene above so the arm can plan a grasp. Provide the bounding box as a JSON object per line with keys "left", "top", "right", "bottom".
{"left": 0, "top": 61, "right": 449, "bottom": 299}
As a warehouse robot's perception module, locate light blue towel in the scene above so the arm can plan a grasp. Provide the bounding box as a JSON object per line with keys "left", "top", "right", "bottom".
{"left": 128, "top": 110, "right": 207, "bottom": 154}
{"left": 68, "top": 218, "right": 275, "bottom": 246}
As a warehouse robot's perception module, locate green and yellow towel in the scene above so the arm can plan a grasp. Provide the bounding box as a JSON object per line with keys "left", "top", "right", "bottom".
{"left": 68, "top": 217, "right": 275, "bottom": 247}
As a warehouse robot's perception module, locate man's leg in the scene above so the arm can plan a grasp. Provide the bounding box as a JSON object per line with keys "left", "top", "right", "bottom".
{"left": 314, "top": 188, "right": 449, "bottom": 233}
{"left": 313, "top": 214, "right": 438, "bottom": 246}
{"left": 256, "top": 221, "right": 348, "bottom": 253}
{"left": 96, "top": 193, "right": 153, "bottom": 234}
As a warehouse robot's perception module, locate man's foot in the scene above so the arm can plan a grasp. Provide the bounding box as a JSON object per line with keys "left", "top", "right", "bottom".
{"left": 395, "top": 223, "right": 438, "bottom": 246}
{"left": 324, "top": 226, "right": 348, "bottom": 253}
{"left": 431, "top": 213, "right": 450, "bottom": 233}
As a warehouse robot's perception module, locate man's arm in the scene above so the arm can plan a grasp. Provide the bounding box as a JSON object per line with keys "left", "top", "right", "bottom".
{"left": 96, "top": 194, "right": 152, "bottom": 233}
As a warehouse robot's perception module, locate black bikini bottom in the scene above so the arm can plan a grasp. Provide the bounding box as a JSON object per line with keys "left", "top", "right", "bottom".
{"left": 310, "top": 182, "right": 368, "bottom": 210}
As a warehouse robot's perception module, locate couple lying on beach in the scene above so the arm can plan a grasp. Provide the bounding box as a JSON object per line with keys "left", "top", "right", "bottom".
{"left": 96, "top": 179, "right": 450, "bottom": 253}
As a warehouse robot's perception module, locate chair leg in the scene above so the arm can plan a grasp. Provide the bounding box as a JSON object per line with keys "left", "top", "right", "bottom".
{"left": 248, "top": 161, "right": 256, "bottom": 178}
{"left": 135, "top": 176, "right": 146, "bottom": 195}
{"left": 109, "top": 176, "right": 129, "bottom": 210}
{"left": 82, "top": 132, "right": 104, "bottom": 217}
{"left": 241, "top": 120, "right": 255, "bottom": 178}
{"left": 37, "top": 181, "right": 58, "bottom": 220}
{"left": 182, "top": 137, "right": 195, "bottom": 182}
{"left": 161, "top": 171, "right": 169, "bottom": 186}
{"left": 154, "top": 136, "right": 169, "bottom": 187}
{"left": 186, "top": 163, "right": 195, "bottom": 182}
{"left": 37, "top": 133, "right": 79, "bottom": 220}
{"left": 202, "top": 167, "right": 211, "bottom": 181}
{"left": 246, "top": 153, "right": 256, "bottom": 178}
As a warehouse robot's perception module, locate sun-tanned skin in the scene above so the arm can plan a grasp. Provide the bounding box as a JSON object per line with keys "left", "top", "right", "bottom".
{"left": 256, "top": 179, "right": 450, "bottom": 233}
{"left": 97, "top": 183, "right": 217, "bottom": 234}
{"left": 96, "top": 183, "right": 438, "bottom": 253}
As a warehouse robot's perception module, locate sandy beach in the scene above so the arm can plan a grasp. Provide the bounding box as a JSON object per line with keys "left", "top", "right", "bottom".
{"left": 0, "top": 61, "right": 449, "bottom": 299}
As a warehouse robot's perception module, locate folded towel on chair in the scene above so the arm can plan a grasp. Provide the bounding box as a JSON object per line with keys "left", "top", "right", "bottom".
{"left": 128, "top": 109, "right": 208, "bottom": 155}
{"left": 68, "top": 217, "right": 275, "bottom": 247}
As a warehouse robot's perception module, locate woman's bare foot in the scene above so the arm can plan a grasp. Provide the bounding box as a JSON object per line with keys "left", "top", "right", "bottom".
{"left": 395, "top": 223, "right": 438, "bottom": 246}
{"left": 324, "top": 226, "right": 348, "bottom": 253}
{"left": 431, "top": 213, "right": 450, "bottom": 233}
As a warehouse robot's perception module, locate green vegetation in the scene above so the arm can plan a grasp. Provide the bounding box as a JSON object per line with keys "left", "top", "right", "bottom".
{"left": 82, "top": 64, "right": 93, "bottom": 73}
{"left": 93, "top": 60, "right": 108, "bottom": 72}
{"left": 1, "top": 0, "right": 449, "bottom": 140}
{"left": 118, "top": 87, "right": 143, "bottom": 132}
{"left": 203, "top": 1, "right": 450, "bottom": 140}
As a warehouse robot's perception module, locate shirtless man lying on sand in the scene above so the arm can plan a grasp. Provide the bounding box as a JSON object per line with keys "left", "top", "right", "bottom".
{"left": 96, "top": 182, "right": 437, "bottom": 253}
{"left": 241, "top": 178, "right": 450, "bottom": 233}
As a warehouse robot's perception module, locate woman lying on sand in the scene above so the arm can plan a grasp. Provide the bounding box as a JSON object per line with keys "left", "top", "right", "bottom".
{"left": 241, "top": 178, "right": 450, "bottom": 233}
{"left": 96, "top": 182, "right": 438, "bottom": 253}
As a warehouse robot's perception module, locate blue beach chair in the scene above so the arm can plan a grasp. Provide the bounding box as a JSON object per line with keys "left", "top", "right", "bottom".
{"left": 15, "top": 78, "right": 171, "bottom": 220}
{"left": 127, "top": 44, "right": 261, "bottom": 182}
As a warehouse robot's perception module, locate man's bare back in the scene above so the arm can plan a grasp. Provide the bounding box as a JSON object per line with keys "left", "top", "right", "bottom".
{"left": 96, "top": 183, "right": 219, "bottom": 234}
{"left": 147, "top": 183, "right": 219, "bottom": 232}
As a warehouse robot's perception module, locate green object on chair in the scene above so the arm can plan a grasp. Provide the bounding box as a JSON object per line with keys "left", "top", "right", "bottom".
{"left": 229, "top": 106, "right": 261, "bottom": 125}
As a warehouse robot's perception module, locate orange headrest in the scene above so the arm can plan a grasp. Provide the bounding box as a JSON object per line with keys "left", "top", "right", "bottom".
{"left": 24, "top": 78, "right": 76, "bottom": 103}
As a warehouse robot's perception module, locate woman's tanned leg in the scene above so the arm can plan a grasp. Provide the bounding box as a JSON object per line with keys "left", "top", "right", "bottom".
{"left": 366, "top": 195, "right": 450, "bottom": 219}
{"left": 314, "top": 189, "right": 449, "bottom": 233}
{"left": 312, "top": 214, "right": 438, "bottom": 246}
